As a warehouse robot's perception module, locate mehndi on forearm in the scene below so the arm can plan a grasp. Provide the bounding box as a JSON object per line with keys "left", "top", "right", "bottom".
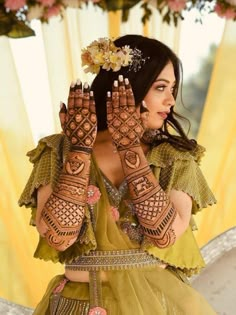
{"left": 41, "top": 150, "right": 91, "bottom": 251}
{"left": 119, "top": 145, "right": 177, "bottom": 248}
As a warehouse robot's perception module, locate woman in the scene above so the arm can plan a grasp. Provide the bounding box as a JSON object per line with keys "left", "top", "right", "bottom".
{"left": 19, "top": 35, "right": 217, "bottom": 314}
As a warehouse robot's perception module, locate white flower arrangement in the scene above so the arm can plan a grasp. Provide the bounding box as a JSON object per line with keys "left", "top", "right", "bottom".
{"left": 81, "top": 38, "right": 134, "bottom": 74}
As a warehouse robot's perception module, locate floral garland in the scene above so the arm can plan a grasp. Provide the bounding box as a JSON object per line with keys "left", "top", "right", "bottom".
{"left": 1, "top": 0, "right": 236, "bottom": 38}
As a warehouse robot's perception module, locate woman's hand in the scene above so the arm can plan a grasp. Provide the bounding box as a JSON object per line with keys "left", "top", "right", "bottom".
{"left": 59, "top": 80, "right": 97, "bottom": 152}
{"left": 106, "top": 76, "right": 145, "bottom": 151}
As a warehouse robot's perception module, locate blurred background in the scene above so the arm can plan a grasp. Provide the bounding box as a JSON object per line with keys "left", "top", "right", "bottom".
{"left": 0, "top": 0, "right": 236, "bottom": 313}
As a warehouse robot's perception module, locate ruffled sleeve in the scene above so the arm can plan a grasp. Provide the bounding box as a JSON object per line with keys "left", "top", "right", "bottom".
{"left": 18, "top": 134, "right": 97, "bottom": 263}
{"left": 18, "top": 134, "right": 69, "bottom": 224}
{"left": 143, "top": 142, "right": 217, "bottom": 276}
{"left": 147, "top": 142, "right": 216, "bottom": 215}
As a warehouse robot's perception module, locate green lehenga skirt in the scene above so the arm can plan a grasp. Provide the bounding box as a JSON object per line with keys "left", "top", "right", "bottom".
{"left": 33, "top": 265, "right": 216, "bottom": 315}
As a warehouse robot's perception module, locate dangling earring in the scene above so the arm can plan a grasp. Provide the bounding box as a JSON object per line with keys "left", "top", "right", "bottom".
{"left": 141, "top": 129, "right": 161, "bottom": 144}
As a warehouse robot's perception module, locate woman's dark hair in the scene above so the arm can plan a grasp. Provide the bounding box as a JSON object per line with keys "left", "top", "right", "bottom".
{"left": 91, "top": 34, "right": 197, "bottom": 152}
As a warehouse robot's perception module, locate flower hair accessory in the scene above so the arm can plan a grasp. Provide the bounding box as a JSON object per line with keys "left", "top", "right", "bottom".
{"left": 81, "top": 37, "right": 149, "bottom": 74}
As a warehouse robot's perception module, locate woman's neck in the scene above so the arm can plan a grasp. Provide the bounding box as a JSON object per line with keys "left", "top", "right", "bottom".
{"left": 94, "top": 129, "right": 150, "bottom": 155}
{"left": 95, "top": 129, "right": 112, "bottom": 144}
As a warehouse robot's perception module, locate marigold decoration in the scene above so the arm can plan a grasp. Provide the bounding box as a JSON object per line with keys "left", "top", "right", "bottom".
{"left": 1, "top": 0, "right": 236, "bottom": 38}
{"left": 87, "top": 185, "right": 101, "bottom": 205}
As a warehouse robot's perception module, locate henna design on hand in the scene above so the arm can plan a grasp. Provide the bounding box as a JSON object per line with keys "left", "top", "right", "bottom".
{"left": 60, "top": 82, "right": 97, "bottom": 151}
{"left": 119, "top": 146, "right": 177, "bottom": 248}
{"left": 41, "top": 81, "right": 97, "bottom": 251}
{"left": 124, "top": 150, "right": 141, "bottom": 169}
{"left": 107, "top": 77, "right": 144, "bottom": 150}
{"left": 65, "top": 154, "right": 85, "bottom": 175}
{"left": 41, "top": 151, "right": 91, "bottom": 251}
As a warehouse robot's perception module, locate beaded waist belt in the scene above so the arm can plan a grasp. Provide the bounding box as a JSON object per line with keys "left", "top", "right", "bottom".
{"left": 65, "top": 249, "right": 162, "bottom": 271}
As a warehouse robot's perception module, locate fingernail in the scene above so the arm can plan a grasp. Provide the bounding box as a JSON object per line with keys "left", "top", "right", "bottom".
{"left": 76, "top": 78, "right": 81, "bottom": 85}
{"left": 118, "top": 75, "right": 123, "bottom": 82}
{"left": 114, "top": 80, "right": 118, "bottom": 87}
{"left": 60, "top": 101, "right": 63, "bottom": 109}
{"left": 70, "top": 82, "right": 75, "bottom": 88}
{"left": 90, "top": 91, "right": 94, "bottom": 97}
{"left": 124, "top": 78, "right": 129, "bottom": 85}
{"left": 107, "top": 91, "right": 111, "bottom": 97}
{"left": 84, "top": 82, "right": 89, "bottom": 89}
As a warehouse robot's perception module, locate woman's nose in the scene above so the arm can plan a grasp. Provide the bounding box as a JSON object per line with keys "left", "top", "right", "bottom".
{"left": 165, "top": 91, "right": 175, "bottom": 107}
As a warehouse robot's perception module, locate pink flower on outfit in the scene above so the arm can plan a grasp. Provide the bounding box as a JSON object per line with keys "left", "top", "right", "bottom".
{"left": 87, "top": 185, "right": 101, "bottom": 205}
{"left": 37, "top": 0, "right": 56, "bottom": 7}
{"left": 89, "top": 306, "right": 107, "bottom": 315}
{"left": 167, "top": 0, "right": 187, "bottom": 12}
{"left": 4, "top": 0, "right": 26, "bottom": 10}
{"left": 110, "top": 206, "right": 120, "bottom": 222}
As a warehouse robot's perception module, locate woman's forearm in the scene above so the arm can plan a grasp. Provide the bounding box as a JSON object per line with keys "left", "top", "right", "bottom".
{"left": 41, "top": 150, "right": 91, "bottom": 251}
{"left": 118, "top": 145, "right": 177, "bottom": 248}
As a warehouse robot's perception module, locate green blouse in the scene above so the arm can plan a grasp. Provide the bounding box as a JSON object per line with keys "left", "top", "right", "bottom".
{"left": 19, "top": 134, "right": 216, "bottom": 276}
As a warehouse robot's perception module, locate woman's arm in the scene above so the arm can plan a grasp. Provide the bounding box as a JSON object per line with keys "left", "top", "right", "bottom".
{"left": 118, "top": 145, "right": 192, "bottom": 248}
{"left": 107, "top": 78, "right": 191, "bottom": 248}
{"left": 37, "top": 82, "right": 97, "bottom": 251}
{"left": 36, "top": 183, "right": 52, "bottom": 237}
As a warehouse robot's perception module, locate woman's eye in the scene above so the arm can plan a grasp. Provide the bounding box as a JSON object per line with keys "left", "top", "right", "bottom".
{"left": 155, "top": 85, "right": 176, "bottom": 93}
{"left": 156, "top": 85, "right": 166, "bottom": 91}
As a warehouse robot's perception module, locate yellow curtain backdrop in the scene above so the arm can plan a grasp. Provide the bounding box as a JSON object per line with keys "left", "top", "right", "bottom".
{"left": 0, "top": 36, "right": 64, "bottom": 308}
{"left": 195, "top": 20, "right": 236, "bottom": 247}
{"left": 0, "top": 4, "right": 181, "bottom": 308}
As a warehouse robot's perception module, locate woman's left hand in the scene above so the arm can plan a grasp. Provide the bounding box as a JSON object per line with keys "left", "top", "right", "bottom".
{"left": 106, "top": 76, "right": 145, "bottom": 150}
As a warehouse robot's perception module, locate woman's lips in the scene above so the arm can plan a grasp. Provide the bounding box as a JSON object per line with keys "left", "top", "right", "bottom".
{"left": 158, "top": 112, "right": 168, "bottom": 119}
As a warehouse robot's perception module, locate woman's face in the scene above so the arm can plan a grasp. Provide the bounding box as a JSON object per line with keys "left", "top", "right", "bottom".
{"left": 143, "top": 62, "right": 176, "bottom": 129}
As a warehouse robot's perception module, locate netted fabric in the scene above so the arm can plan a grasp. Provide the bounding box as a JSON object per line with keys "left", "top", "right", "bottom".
{"left": 147, "top": 142, "right": 216, "bottom": 214}
{"left": 19, "top": 134, "right": 215, "bottom": 274}
{"left": 19, "top": 135, "right": 69, "bottom": 210}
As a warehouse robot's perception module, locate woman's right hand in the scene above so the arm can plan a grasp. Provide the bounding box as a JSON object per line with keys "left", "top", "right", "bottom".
{"left": 59, "top": 80, "right": 97, "bottom": 152}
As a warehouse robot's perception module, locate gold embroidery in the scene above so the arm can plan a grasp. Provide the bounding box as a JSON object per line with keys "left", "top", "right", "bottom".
{"left": 65, "top": 249, "right": 163, "bottom": 271}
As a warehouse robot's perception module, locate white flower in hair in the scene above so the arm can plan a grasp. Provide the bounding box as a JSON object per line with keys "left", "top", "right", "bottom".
{"left": 81, "top": 37, "right": 149, "bottom": 74}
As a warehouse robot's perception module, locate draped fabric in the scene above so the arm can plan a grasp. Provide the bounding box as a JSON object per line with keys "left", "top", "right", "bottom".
{"left": 0, "top": 4, "right": 181, "bottom": 308}
{"left": 195, "top": 21, "right": 236, "bottom": 247}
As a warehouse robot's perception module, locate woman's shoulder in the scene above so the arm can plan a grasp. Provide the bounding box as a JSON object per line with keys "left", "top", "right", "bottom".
{"left": 147, "top": 141, "right": 206, "bottom": 167}
{"left": 27, "top": 133, "right": 70, "bottom": 164}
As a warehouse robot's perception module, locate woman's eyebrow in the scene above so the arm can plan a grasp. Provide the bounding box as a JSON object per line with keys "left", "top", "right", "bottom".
{"left": 154, "top": 78, "right": 176, "bottom": 84}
